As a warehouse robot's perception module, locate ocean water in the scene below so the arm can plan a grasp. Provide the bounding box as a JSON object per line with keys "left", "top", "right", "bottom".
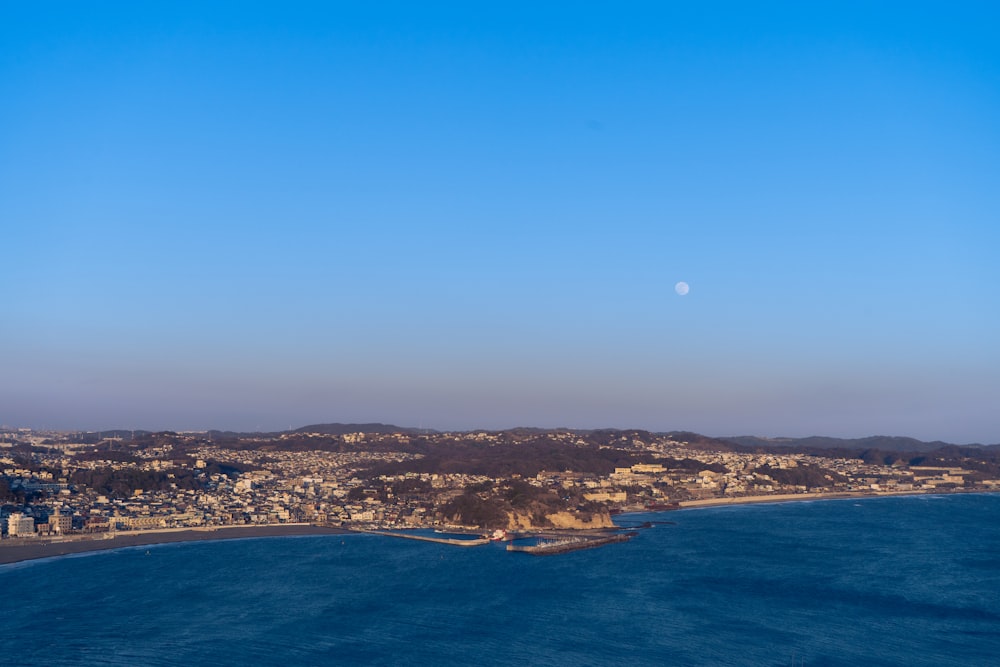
{"left": 3, "top": 493, "right": 998, "bottom": 666}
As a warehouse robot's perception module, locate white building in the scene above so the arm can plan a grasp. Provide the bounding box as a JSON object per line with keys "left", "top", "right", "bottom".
{"left": 6, "top": 512, "right": 36, "bottom": 537}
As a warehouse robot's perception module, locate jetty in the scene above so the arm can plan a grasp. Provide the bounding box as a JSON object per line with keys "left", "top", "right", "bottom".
{"left": 364, "top": 530, "right": 490, "bottom": 547}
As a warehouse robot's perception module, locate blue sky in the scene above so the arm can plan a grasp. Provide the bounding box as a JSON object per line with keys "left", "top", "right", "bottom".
{"left": 2, "top": 2, "right": 998, "bottom": 441}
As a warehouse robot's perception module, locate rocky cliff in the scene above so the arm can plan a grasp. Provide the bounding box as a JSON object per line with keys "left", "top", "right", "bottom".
{"left": 506, "top": 509, "right": 614, "bottom": 530}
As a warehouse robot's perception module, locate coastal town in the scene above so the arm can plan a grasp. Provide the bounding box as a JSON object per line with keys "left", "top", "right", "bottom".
{"left": 2, "top": 425, "right": 999, "bottom": 553}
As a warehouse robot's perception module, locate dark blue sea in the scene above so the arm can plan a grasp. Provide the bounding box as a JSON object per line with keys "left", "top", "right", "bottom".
{"left": 4, "top": 493, "right": 998, "bottom": 666}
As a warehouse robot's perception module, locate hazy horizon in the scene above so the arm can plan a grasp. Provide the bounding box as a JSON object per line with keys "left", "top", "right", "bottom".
{"left": 3, "top": 3, "right": 998, "bottom": 443}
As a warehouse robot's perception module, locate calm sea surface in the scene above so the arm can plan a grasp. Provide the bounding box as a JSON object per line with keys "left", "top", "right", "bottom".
{"left": 3, "top": 493, "right": 998, "bottom": 666}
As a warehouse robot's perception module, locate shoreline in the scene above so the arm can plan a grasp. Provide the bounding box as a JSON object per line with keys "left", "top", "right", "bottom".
{"left": 610, "top": 488, "right": 999, "bottom": 521}
{"left": 673, "top": 487, "right": 995, "bottom": 510}
{"left": 2, "top": 490, "right": 995, "bottom": 566}
{"left": 0, "top": 523, "right": 350, "bottom": 566}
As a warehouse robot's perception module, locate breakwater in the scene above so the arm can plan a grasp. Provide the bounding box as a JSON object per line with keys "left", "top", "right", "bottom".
{"left": 506, "top": 532, "right": 635, "bottom": 555}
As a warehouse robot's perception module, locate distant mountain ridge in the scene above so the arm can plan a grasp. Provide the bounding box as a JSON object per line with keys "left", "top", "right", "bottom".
{"left": 81, "top": 424, "right": 997, "bottom": 452}
{"left": 724, "top": 435, "right": 997, "bottom": 452}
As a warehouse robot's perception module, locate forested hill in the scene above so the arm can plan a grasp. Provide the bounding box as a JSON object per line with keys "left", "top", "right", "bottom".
{"left": 292, "top": 423, "right": 436, "bottom": 435}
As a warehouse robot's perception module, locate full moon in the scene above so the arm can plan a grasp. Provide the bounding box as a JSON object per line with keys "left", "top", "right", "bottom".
{"left": 675, "top": 281, "right": 690, "bottom": 296}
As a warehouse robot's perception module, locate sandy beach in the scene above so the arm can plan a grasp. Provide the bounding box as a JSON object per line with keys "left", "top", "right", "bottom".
{"left": 675, "top": 488, "right": 991, "bottom": 508}
{"left": 0, "top": 523, "right": 350, "bottom": 566}
{"left": 678, "top": 491, "right": 871, "bottom": 508}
